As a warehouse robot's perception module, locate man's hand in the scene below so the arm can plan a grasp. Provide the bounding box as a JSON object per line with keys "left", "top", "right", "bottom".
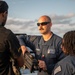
{"left": 38, "top": 60, "right": 47, "bottom": 71}
{"left": 21, "top": 45, "right": 27, "bottom": 55}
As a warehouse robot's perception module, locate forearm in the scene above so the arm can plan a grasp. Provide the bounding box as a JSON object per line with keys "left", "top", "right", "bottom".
{"left": 17, "top": 54, "right": 24, "bottom": 67}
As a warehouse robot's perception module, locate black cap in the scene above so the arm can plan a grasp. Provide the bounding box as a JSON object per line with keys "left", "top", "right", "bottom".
{"left": 0, "top": 0, "right": 8, "bottom": 13}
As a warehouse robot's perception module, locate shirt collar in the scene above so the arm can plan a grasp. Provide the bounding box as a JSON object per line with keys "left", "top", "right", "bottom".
{"left": 39, "top": 32, "right": 54, "bottom": 45}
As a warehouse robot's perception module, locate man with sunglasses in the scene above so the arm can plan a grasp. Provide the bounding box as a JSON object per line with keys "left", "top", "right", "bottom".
{"left": 0, "top": 1, "right": 24, "bottom": 75}
{"left": 17, "top": 15, "right": 65, "bottom": 75}
{"left": 35, "top": 15, "right": 65, "bottom": 75}
{"left": 52, "top": 30, "right": 75, "bottom": 75}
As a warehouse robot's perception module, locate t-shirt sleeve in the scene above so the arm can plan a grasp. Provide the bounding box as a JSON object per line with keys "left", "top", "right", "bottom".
{"left": 7, "top": 31, "right": 22, "bottom": 59}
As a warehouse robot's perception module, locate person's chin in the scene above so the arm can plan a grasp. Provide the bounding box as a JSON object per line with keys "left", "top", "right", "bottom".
{"left": 40, "top": 31, "right": 44, "bottom": 34}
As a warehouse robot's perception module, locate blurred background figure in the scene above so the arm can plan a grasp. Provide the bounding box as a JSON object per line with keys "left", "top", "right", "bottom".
{"left": 0, "top": 1, "right": 24, "bottom": 75}
{"left": 52, "top": 30, "right": 75, "bottom": 75}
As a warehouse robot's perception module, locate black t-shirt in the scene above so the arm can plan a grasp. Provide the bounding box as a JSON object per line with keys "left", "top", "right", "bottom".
{"left": 0, "top": 26, "right": 21, "bottom": 75}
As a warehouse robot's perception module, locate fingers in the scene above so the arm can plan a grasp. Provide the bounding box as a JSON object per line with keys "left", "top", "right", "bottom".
{"left": 21, "top": 45, "right": 27, "bottom": 55}
{"left": 38, "top": 60, "right": 45, "bottom": 68}
{"left": 38, "top": 60, "right": 47, "bottom": 71}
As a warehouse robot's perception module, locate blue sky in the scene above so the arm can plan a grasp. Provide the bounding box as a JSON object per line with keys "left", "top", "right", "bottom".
{"left": 4, "top": 0, "right": 75, "bottom": 37}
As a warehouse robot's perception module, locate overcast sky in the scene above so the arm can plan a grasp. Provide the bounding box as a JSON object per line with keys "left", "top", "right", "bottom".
{"left": 4, "top": 0, "right": 75, "bottom": 37}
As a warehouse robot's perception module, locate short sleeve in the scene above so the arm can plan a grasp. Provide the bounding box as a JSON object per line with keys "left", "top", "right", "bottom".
{"left": 7, "top": 31, "right": 22, "bottom": 59}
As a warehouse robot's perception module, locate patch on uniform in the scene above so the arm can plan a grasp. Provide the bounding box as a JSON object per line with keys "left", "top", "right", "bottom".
{"left": 36, "top": 48, "right": 40, "bottom": 51}
{"left": 47, "top": 48, "right": 55, "bottom": 54}
{"left": 54, "top": 66, "right": 61, "bottom": 75}
{"left": 47, "top": 49, "right": 50, "bottom": 54}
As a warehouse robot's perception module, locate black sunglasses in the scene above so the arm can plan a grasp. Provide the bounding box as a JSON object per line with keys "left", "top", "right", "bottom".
{"left": 37, "top": 22, "right": 50, "bottom": 26}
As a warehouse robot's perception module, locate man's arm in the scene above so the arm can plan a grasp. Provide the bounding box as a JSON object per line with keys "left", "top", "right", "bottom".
{"left": 17, "top": 35, "right": 35, "bottom": 54}
{"left": 8, "top": 32, "right": 24, "bottom": 67}
{"left": 16, "top": 53, "right": 24, "bottom": 67}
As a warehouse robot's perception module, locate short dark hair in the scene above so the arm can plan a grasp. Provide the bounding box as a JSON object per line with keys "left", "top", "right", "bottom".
{"left": 63, "top": 30, "right": 75, "bottom": 55}
{"left": 0, "top": 1, "right": 8, "bottom": 13}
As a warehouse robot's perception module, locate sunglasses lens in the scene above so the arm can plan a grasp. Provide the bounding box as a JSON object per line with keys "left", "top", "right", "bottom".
{"left": 41, "top": 22, "right": 48, "bottom": 25}
{"left": 37, "top": 23, "right": 40, "bottom": 26}
{"left": 37, "top": 22, "right": 50, "bottom": 26}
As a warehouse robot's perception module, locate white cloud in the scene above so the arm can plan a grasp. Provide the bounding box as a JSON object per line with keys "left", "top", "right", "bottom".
{"left": 66, "top": 13, "right": 75, "bottom": 17}
{"left": 52, "top": 24, "right": 75, "bottom": 37}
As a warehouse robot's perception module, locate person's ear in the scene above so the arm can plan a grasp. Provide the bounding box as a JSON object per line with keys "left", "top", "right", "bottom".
{"left": 2, "top": 13, "right": 5, "bottom": 18}
{"left": 2, "top": 11, "right": 8, "bottom": 18}
{"left": 50, "top": 22, "right": 52, "bottom": 27}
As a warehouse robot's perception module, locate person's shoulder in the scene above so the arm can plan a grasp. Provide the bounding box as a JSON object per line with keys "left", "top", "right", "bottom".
{"left": 6, "top": 29, "right": 15, "bottom": 37}
{"left": 52, "top": 56, "right": 70, "bottom": 75}
{"left": 29, "top": 35, "right": 41, "bottom": 42}
{"left": 57, "top": 55, "right": 72, "bottom": 65}
{"left": 54, "top": 55, "right": 75, "bottom": 75}
{"left": 1, "top": 27, "right": 13, "bottom": 36}
{"left": 17, "top": 34, "right": 27, "bottom": 40}
{"left": 53, "top": 33, "right": 62, "bottom": 39}
{"left": 52, "top": 33, "right": 62, "bottom": 42}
